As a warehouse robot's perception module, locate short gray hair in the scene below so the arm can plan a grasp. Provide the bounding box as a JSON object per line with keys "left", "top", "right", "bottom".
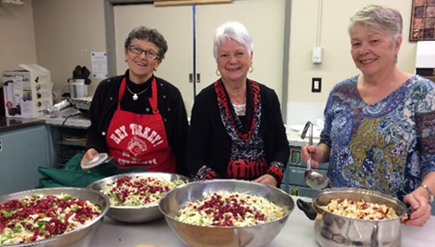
{"left": 213, "top": 21, "right": 254, "bottom": 58}
{"left": 124, "top": 26, "right": 168, "bottom": 60}
{"left": 348, "top": 4, "right": 402, "bottom": 42}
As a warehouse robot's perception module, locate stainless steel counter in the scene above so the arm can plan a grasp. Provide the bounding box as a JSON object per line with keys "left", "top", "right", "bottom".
{"left": 90, "top": 196, "right": 435, "bottom": 247}
{"left": 45, "top": 115, "right": 90, "bottom": 128}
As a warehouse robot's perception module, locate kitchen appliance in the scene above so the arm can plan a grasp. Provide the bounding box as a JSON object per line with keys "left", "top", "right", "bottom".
{"left": 297, "top": 188, "right": 411, "bottom": 247}
{"left": 0, "top": 87, "right": 5, "bottom": 117}
{"left": 3, "top": 64, "right": 53, "bottom": 118}
{"left": 3, "top": 80, "right": 21, "bottom": 116}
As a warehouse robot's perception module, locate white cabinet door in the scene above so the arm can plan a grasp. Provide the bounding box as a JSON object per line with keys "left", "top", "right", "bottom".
{"left": 195, "top": 0, "right": 285, "bottom": 103}
{"left": 114, "top": 4, "right": 194, "bottom": 112}
{"left": 0, "top": 125, "right": 51, "bottom": 195}
{"left": 113, "top": 0, "right": 285, "bottom": 115}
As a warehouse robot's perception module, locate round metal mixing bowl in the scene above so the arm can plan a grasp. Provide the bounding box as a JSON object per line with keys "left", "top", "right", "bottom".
{"left": 0, "top": 187, "right": 109, "bottom": 247}
{"left": 159, "top": 179, "right": 294, "bottom": 247}
{"left": 87, "top": 172, "right": 191, "bottom": 223}
{"left": 298, "top": 188, "right": 409, "bottom": 247}
{"left": 313, "top": 188, "right": 408, "bottom": 247}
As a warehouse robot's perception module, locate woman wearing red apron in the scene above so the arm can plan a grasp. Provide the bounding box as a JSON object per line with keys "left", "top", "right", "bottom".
{"left": 106, "top": 77, "right": 176, "bottom": 172}
{"left": 82, "top": 26, "right": 189, "bottom": 176}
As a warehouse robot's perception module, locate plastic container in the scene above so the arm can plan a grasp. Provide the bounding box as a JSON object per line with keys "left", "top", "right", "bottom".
{"left": 68, "top": 79, "right": 89, "bottom": 98}
{"left": 81, "top": 153, "right": 109, "bottom": 170}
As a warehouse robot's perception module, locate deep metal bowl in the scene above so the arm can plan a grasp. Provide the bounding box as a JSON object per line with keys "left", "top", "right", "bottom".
{"left": 312, "top": 188, "right": 407, "bottom": 247}
{"left": 159, "top": 179, "right": 294, "bottom": 247}
{"left": 87, "top": 172, "right": 192, "bottom": 223}
{"left": 313, "top": 188, "right": 407, "bottom": 218}
{"left": 0, "top": 187, "right": 109, "bottom": 247}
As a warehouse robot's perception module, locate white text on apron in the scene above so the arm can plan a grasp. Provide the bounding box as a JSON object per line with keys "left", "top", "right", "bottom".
{"left": 110, "top": 123, "right": 164, "bottom": 147}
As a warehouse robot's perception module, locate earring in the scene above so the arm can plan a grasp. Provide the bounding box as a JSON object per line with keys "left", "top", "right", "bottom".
{"left": 249, "top": 66, "right": 254, "bottom": 73}
{"left": 394, "top": 54, "right": 398, "bottom": 64}
{"left": 216, "top": 69, "right": 221, "bottom": 76}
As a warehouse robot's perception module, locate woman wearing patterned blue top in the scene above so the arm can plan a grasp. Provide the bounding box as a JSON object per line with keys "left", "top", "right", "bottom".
{"left": 302, "top": 5, "right": 435, "bottom": 227}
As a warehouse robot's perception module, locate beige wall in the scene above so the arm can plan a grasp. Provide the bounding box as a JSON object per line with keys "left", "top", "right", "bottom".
{"left": 0, "top": 0, "right": 37, "bottom": 82}
{"left": 289, "top": 0, "right": 416, "bottom": 104}
{"left": 0, "top": 0, "right": 418, "bottom": 107}
{"left": 32, "top": 0, "right": 106, "bottom": 94}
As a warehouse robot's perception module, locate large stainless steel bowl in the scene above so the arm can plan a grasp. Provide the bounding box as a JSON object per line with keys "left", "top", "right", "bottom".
{"left": 87, "top": 172, "right": 191, "bottom": 223}
{"left": 0, "top": 187, "right": 109, "bottom": 247}
{"left": 159, "top": 179, "right": 294, "bottom": 247}
{"left": 298, "top": 188, "right": 408, "bottom": 247}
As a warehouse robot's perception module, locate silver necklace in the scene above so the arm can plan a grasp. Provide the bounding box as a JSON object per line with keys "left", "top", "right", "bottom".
{"left": 126, "top": 83, "right": 150, "bottom": 100}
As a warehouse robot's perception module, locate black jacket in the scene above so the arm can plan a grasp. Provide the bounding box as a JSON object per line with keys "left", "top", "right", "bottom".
{"left": 186, "top": 80, "right": 289, "bottom": 183}
{"left": 86, "top": 71, "right": 189, "bottom": 176}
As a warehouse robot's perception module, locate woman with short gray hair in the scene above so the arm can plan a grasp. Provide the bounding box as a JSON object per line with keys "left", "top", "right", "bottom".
{"left": 124, "top": 26, "right": 168, "bottom": 60}
{"left": 186, "top": 21, "right": 289, "bottom": 187}
{"left": 349, "top": 4, "right": 403, "bottom": 42}
{"left": 302, "top": 5, "right": 435, "bottom": 227}
{"left": 82, "top": 26, "right": 189, "bottom": 176}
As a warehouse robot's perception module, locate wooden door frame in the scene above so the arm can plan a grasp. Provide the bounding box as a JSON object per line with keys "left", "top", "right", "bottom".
{"left": 104, "top": 0, "right": 291, "bottom": 123}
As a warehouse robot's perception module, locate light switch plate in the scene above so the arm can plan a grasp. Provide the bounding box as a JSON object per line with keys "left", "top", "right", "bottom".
{"left": 312, "top": 78, "right": 322, "bottom": 93}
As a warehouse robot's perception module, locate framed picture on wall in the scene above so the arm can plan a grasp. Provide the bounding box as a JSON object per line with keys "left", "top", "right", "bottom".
{"left": 409, "top": 0, "right": 435, "bottom": 41}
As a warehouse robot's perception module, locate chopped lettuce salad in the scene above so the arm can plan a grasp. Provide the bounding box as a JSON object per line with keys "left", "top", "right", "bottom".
{"left": 0, "top": 193, "right": 102, "bottom": 246}
{"left": 176, "top": 191, "right": 284, "bottom": 226}
{"left": 100, "top": 176, "right": 185, "bottom": 206}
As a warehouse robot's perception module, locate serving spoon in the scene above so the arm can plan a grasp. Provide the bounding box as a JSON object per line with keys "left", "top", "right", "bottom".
{"left": 301, "top": 121, "right": 330, "bottom": 189}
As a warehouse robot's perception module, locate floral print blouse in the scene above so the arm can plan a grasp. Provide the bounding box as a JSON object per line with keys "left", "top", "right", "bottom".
{"left": 320, "top": 75, "right": 435, "bottom": 200}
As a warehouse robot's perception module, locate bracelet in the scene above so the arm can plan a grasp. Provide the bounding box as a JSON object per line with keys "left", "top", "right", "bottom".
{"left": 421, "top": 184, "right": 434, "bottom": 203}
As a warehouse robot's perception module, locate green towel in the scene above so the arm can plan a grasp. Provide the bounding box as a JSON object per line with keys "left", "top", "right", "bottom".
{"left": 36, "top": 153, "right": 148, "bottom": 188}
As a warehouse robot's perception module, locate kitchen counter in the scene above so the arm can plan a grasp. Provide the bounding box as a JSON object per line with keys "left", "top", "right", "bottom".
{"left": 0, "top": 114, "right": 316, "bottom": 144}
{"left": 45, "top": 115, "right": 90, "bottom": 128}
{"left": 90, "top": 196, "right": 435, "bottom": 247}
{"left": 0, "top": 116, "right": 45, "bottom": 133}
{"left": 44, "top": 115, "right": 317, "bottom": 146}
{"left": 287, "top": 129, "right": 320, "bottom": 147}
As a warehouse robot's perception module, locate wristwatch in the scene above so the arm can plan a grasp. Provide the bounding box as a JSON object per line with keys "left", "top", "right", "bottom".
{"left": 421, "top": 184, "right": 434, "bottom": 203}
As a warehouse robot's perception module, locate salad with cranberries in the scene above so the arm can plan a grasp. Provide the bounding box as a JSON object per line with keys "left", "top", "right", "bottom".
{"left": 176, "top": 191, "right": 284, "bottom": 227}
{"left": 0, "top": 193, "right": 102, "bottom": 246}
{"left": 100, "top": 176, "right": 185, "bottom": 207}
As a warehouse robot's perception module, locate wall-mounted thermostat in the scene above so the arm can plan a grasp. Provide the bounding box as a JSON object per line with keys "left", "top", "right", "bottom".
{"left": 312, "top": 47, "right": 322, "bottom": 64}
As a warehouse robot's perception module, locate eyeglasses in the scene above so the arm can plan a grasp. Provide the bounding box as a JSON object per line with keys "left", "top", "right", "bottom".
{"left": 128, "top": 46, "right": 159, "bottom": 60}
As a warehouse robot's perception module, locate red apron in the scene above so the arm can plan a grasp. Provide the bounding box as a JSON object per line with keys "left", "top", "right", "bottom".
{"left": 105, "top": 77, "right": 176, "bottom": 173}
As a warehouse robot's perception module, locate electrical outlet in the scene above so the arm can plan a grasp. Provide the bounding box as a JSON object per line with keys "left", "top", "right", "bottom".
{"left": 312, "top": 78, "right": 321, "bottom": 93}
